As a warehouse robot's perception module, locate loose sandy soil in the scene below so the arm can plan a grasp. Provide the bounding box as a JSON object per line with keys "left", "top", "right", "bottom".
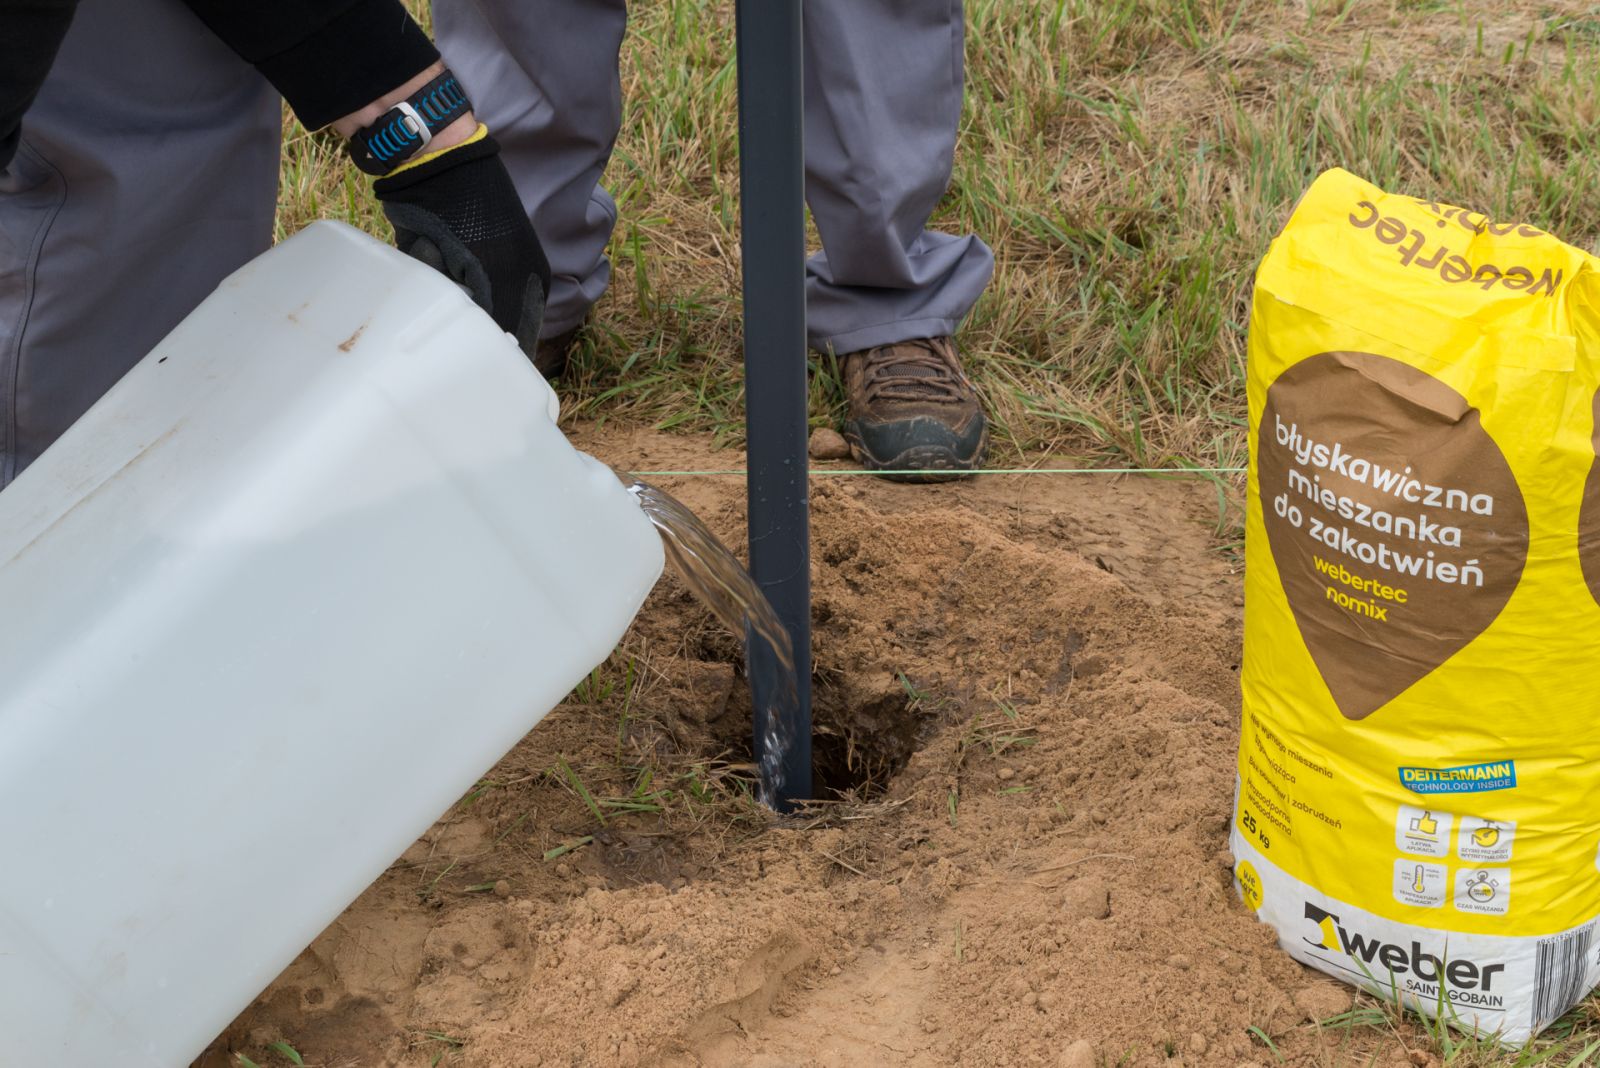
{"left": 197, "top": 428, "right": 1409, "bottom": 1068}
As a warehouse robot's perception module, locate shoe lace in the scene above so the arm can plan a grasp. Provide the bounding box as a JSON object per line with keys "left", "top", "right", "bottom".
{"left": 853, "top": 338, "right": 968, "bottom": 405}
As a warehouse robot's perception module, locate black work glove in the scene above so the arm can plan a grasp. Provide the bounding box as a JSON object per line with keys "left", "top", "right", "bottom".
{"left": 374, "top": 133, "right": 551, "bottom": 359}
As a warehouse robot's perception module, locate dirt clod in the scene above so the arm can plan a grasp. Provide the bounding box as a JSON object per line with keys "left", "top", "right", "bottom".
{"left": 1060, "top": 1040, "right": 1096, "bottom": 1068}
{"left": 1060, "top": 879, "right": 1112, "bottom": 921}
{"left": 1293, "top": 982, "right": 1354, "bottom": 1022}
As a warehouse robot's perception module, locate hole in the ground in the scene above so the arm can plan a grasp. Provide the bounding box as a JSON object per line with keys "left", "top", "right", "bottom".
{"left": 811, "top": 687, "right": 926, "bottom": 800}
{"left": 714, "top": 668, "right": 936, "bottom": 801}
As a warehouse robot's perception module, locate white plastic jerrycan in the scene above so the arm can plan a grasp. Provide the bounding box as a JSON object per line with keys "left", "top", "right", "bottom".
{"left": 0, "top": 222, "right": 663, "bottom": 1066}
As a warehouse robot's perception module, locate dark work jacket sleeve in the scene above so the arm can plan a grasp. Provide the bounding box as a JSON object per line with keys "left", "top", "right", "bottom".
{"left": 1, "top": 0, "right": 438, "bottom": 170}
{"left": 0, "top": 0, "right": 79, "bottom": 171}
{"left": 178, "top": 0, "right": 440, "bottom": 130}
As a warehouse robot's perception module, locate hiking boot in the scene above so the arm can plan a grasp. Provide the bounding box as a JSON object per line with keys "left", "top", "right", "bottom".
{"left": 533, "top": 325, "right": 581, "bottom": 380}
{"left": 839, "top": 336, "right": 988, "bottom": 482}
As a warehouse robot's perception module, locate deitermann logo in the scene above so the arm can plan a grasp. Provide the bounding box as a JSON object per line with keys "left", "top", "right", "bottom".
{"left": 1302, "top": 902, "right": 1505, "bottom": 995}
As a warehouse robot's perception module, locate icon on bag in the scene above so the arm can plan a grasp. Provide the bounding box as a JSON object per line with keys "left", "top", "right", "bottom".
{"left": 1457, "top": 817, "right": 1514, "bottom": 861}
{"left": 1466, "top": 871, "right": 1498, "bottom": 903}
{"left": 1392, "top": 859, "right": 1447, "bottom": 907}
{"left": 1409, "top": 812, "right": 1439, "bottom": 836}
{"left": 1397, "top": 806, "right": 1454, "bottom": 858}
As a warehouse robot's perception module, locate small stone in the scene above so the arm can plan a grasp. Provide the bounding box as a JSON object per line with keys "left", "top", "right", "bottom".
{"left": 808, "top": 427, "right": 852, "bottom": 461}
{"left": 493, "top": 879, "right": 511, "bottom": 898}
{"left": 1407, "top": 1051, "right": 1435, "bottom": 1068}
{"left": 1060, "top": 1040, "right": 1095, "bottom": 1068}
{"left": 1168, "top": 953, "right": 1191, "bottom": 971}
{"left": 1187, "top": 1034, "right": 1208, "bottom": 1056}
{"left": 829, "top": 965, "right": 842, "bottom": 976}
{"left": 998, "top": 767, "right": 1016, "bottom": 781}
{"left": 1293, "top": 983, "right": 1353, "bottom": 1022}
{"left": 554, "top": 863, "right": 571, "bottom": 878}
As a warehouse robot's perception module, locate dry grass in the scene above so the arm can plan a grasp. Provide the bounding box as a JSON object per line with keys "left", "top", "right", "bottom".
{"left": 275, "top": 1, "right": 1600, "bottom": 1061}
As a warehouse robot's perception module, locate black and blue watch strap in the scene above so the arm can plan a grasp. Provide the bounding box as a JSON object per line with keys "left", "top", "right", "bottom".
{"left": 348, "top": 71, "right": 472, "bottom": 176}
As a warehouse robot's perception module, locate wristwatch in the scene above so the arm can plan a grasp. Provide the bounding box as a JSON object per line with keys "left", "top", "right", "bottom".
{"left": 347, "top": 71, "right": 473, "bottom": 176}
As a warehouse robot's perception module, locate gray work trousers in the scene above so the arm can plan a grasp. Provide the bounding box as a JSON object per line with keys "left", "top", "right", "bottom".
{"left": 435, "top": 0, "right": 994, "bottom": 354}
{"left": 0, "top": 0, "right": 993, "bottom": 485}
{"left": 0, "top": 0, "right": 281, "bottom": 486}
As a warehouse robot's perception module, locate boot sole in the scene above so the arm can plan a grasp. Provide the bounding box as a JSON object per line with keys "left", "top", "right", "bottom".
{"left": 843, "top": 423, "right": 989, "bottom": 483}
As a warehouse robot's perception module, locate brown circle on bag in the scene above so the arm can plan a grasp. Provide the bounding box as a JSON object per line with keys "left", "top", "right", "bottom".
{"left": 1257, "top": 351, "right": 1528, "bottom": 720}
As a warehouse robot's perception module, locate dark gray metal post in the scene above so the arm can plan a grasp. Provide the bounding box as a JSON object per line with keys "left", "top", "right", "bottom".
{"left": 735, "top": 0, "right": 812, "bottom": 809}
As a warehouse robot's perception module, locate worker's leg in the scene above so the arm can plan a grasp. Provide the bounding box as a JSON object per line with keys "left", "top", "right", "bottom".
{"left": 0, "top": 0, "right": 279, "bottom": 486}
{"left": 434, "top": 0, "right": 628, "bottom": 341}
{"left": 801, "top": 0, "right": 994, "bottom": 355}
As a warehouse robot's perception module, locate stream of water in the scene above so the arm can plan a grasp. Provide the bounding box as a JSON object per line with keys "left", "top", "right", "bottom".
{"left": 627, "top": 480, "right": 799, "bottom": 808}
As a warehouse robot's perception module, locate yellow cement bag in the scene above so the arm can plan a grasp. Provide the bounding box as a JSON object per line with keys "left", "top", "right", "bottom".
{"left": 1233, "top": 168, "right": 1600, "bottom": 1043}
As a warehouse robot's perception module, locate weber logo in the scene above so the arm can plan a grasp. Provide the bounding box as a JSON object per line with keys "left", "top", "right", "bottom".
{"left": 1302, "top": 903, "right": 1506, "bottom": 1007}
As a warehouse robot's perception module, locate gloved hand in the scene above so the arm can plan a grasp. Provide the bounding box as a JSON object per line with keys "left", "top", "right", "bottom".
{"left": 373, "top": 127, "right": 551, "bottom": 359}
